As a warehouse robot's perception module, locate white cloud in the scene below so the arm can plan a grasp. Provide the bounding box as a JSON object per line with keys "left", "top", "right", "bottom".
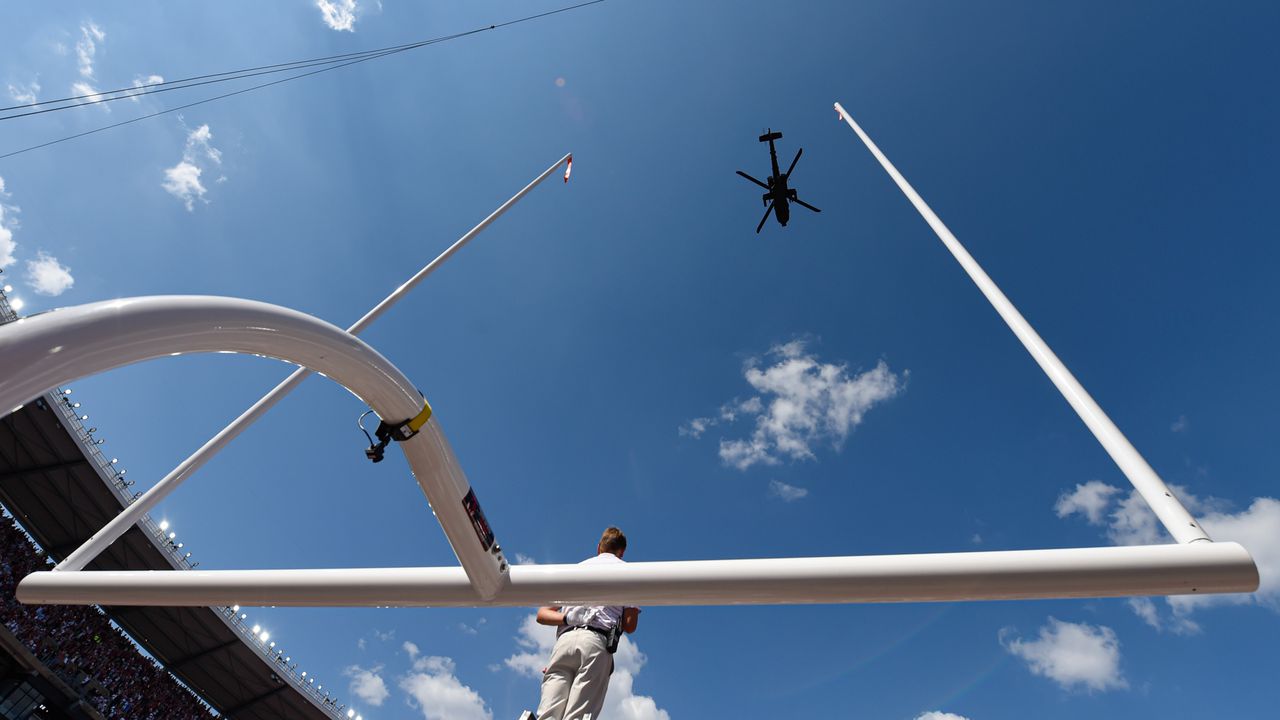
{"left": 1055, "top": 480, "right": 1121, "bottom": 525}
{"left": 316, "top": 0, "right": 360, "bottom": 31}
{"left": 678, "top": 416, "right": 711, "bottom": 439}
{"left": 686, "top": 341, "right": 904, "bottom": 471}
{"left": 514, "top": 553, "right": 538, "bottom": 565}
{"left": 768, "top": 479, "right": 808, "bottom": 502}
{"left": 162, "top": 123, "right": 224, "bottom": 210}
{"left": 1001, "top": 617, "right": 1127, "bottom": 692}
{"left": 603, "top": 636, "right": 671, "bottom": 720}
{"left": 915, "top": 713, "right": 972, "bottom": 720}
{"left": 76, "top": 22, "right": 105, "bottom": 79}
{"left": 162, "top": 161, "right": 205, "bottom": 211}
{"left": 70, "top": 80, "right": 107, "bottom": 108}
{"left": 24, "top": 251, "right": 74, "bottom": 296}
{"left": 8, "top": 79, "right": 40, "bottom": 105}
{"left": 130, "top": 74, "right": 164, "bottom": 100}
{"left": 504, "top": 614, "right": 669, "bottom": 720}
{"left": 403, "top": 640, "right": 420, "bottom": 660}
{"left": 1057, "top": 481, "right": 1279, "bottom": 625}
{"left": 343, "top": 664, "right": 390, "bottom": 707}
{"left": 0, "top": 177, "right": 18, "bottom": 268}
{"left": 399, "top": 654, "right": 491, "bottom": 720}
{"left": 504, "top": 614, "right": 555, "bottom": 678}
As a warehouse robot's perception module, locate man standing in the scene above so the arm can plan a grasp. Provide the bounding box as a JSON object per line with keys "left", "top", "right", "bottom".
{"left": 532, "top": 527, "right": 640, "bottom": 720}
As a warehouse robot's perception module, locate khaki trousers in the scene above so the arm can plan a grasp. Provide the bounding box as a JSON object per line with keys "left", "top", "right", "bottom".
{"left": 536, "top": 628, "right": 613, "bottom": 720}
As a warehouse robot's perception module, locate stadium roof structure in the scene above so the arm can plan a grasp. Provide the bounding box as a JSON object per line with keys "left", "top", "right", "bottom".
{"left": 0, "top": 297, "right": 340, "bottom": 720}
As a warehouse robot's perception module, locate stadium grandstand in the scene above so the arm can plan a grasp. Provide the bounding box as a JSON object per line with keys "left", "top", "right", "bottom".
{"left": 0, "top": 284, "right": 354, "bottom": 719}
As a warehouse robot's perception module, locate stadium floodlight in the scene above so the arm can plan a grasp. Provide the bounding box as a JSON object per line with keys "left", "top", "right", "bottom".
{"left": 269, "top": 641, "right": 275, "bottom": 648}
{"left": 111, "top": 458, "right": 118, "bottom": 464}
{"left": 260, "top": 631, "right": 270, "bottom": 642}
{"left": 159, "top": 520, "right": 169, "bottom": 531}
{"left": 232, "top": 604, "right": 239, "bottom": 612}
{"left": 241, "top": 613, "right": 247, "bottom": 620}
{"left": 347, "top": 710, "right": 354, "bottom": 719}
{"left": 252, "top": 624, "right": 261, "bottom": 634}
{"left": 9, "top": 297, "right": 23, "bottom": 311}
{"left": 79, "top": 414, "right": 88, "bottom": 420}
{"left": 2, "top": 284, "right": 11, "bottom": 293}
{"left": 62, "top": 388, "right": 71, "bottom": 395}
{"left": 168, "top": 532, "right": 176, "bottom": 540}
{"left": 301, "top": 671, "right": 306, "bottom": 678}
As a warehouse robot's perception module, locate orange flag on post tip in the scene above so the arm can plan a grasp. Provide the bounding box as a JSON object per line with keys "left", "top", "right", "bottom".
{"left": 564, "top": 155, "right": 573, "bottom": 183}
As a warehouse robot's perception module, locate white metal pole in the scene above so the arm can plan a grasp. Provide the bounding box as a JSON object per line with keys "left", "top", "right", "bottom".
{"left": 53, "top": 153, "right": 571, "bottom": 573}
{"left": 833, "top": 102, "right": 1207, "bottom": 544}
{"left": 17, "top": 542, "right": 1258, "bottom": 607}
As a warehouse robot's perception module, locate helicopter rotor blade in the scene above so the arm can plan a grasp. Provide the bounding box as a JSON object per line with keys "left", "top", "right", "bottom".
{"left": 792, "top": 196, "right": 821, "bottom": 213}
{"left": 784, "top": 148, "right": 803, "bottom": 178}
{"left": 756, "top": 202, "right": 775, "bottom": 233}
{"left": 736, "top": 170, "right": 770, "bottom": 190}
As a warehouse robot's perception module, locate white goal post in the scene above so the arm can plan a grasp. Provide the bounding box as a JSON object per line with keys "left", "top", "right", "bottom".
{"left": 2, "top": 120, "right": 1260, "bottom": 608}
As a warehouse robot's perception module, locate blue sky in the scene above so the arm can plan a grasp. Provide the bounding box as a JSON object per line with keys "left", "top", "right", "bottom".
{"left": 2, "top": 1, "right": 1278, "bottom": 718}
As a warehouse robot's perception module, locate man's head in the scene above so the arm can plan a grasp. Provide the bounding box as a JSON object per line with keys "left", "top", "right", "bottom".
{"left": 598, "top": 527, "right": 627, "bottom": 558}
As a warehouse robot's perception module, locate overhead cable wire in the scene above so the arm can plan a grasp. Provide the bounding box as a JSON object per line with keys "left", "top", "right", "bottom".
{"left": 0, "top": 43, "right": 423, "bottom": 115}
{"left": 0, "top": 48, "right": 407, "bottom": 121}
{"left": 0, "top": 0, "right": 605, "bottom": 161}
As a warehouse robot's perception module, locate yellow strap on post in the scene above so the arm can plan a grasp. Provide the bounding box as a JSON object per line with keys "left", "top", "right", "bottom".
{"left": 406, "top": 398, "right": 433, "bottom": 433}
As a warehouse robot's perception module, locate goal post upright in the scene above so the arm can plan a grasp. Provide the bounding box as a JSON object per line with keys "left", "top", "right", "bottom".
{"left": 833, "top": 102, "right": 1209, "bottom": 546}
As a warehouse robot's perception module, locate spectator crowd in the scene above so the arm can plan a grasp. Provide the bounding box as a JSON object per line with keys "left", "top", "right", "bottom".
{"left": 1, "top": 512, "right": 215, "bottom": 719}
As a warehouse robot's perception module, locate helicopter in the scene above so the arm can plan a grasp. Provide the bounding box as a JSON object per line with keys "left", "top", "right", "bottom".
{"left": 736, "top": 129, "right": 821, "bottom": 233}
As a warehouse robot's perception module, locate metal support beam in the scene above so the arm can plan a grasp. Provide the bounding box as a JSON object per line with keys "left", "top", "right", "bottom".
{"left": 0, "top": 458, "right": 90, "bottom": 483}
{"left": 169, "top": 637, "right": 241, "bottom": 671}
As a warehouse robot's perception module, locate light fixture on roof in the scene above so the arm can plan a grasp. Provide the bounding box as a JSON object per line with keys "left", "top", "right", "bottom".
{"left": 252, "top": 624, "right": 261, "bottom": 634}
{"left": 80, "top": 414, "right": 88, "bottom": 420}
{"left": 2, "top": 284, "right": 11, "bottom": 292}
{"left": 232, "top": 605, "right": 239, "bottom": 612}
{"left": 269, "top": 641, "right": 275, "bottom": 648}
{"left": 10, "top": 297, "right": 24, "bottom": 311}
{"left": 110, "top": 458, "right": 118, "bottom": 464}
{"left": 260, "top": 631, "right": 270, "bottom": 642}
{"left": 71, "top": 402, "right": 80, "bottom": 408}
{"left": 87, "top": 428, "right": 97, "bottom": 433}
{"left": 301, "top": 671, "right": 307, "bottom": 677}
{"left": 63, "top": 389, "right": 72, "bottom": 395}
{"left": 184, "top": 552, "right": 191, "bottom": 558}
{"left": 159, "top": 521, "right": 169, "bottom": 531}
{"left": 241, "top": 613, "right": 247, "bottom": 620}
{"left": 168, "top": 532, "right": 176, "bottom": 539}
{"left": 347, "top": 710, "right": 354, "bottom": 718}
{"left": 93, "top": 438, "right": 104, "bottom": 445}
